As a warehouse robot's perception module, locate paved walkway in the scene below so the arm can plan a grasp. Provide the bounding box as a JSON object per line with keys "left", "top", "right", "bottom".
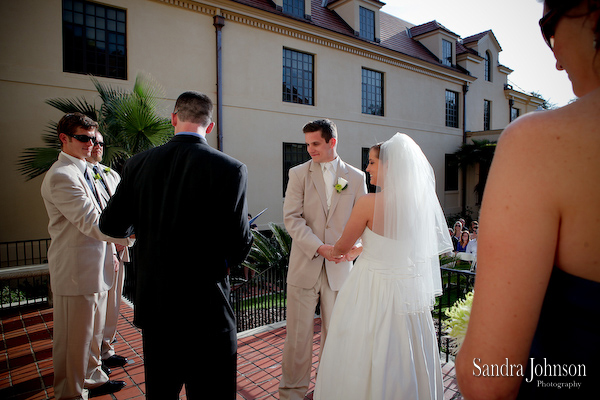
{"left": 0, "top": 302, "right": 463, "bottom": 399}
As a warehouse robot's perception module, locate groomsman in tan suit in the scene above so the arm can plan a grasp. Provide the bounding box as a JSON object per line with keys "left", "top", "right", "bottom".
{"left": 41, "top": 113, "right": 131, "bottom": 399}
{"left": 279, "top": 119, "right": 367, "bottom": 400}
{"left": 85, "top": 130, "right": 131, "bottom": 371}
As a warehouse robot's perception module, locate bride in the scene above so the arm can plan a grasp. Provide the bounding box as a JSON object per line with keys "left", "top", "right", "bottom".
{"left": 314, "top": 133, "right": 452, "bottom": 400}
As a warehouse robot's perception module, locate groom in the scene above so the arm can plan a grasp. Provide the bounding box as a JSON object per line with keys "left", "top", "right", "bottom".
{"left": 279, "top": 119, "right": 367, "bottom": 400}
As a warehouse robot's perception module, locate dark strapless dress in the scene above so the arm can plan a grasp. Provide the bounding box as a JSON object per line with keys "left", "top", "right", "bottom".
{"left": 517, "top": 267, "right": 600, "bottom": 399}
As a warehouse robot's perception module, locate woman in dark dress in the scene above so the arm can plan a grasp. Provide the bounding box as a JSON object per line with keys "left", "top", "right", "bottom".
{"left": 456, "top": 1, "right": 600, "bottom": 399}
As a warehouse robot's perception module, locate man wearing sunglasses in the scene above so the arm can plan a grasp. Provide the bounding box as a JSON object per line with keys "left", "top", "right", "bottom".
{"left": 41, "top": 113, "right": 132, "bottom": 399}
{"left": 85, "top": 130, "right": 132, "bottom": 376}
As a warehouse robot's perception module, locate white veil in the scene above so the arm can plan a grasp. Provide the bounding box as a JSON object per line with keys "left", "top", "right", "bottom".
{"left": 372, "top": 133, "right": 453, "bottom": 310}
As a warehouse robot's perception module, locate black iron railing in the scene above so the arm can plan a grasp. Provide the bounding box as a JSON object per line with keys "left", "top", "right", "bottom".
{"left": 0, "top": 239, "right": 50, "bottom": 268}
{"left": 0, "top": 239, "right": 52, "bottom": 309}
{"left": 1, "top": 239, "right": 475, "bottom": 361}
{"left": 435, "top": 267, "right": 476, "bottom": 361}
{"left": 230, "top": 267, "right": 288, "bottom": 333}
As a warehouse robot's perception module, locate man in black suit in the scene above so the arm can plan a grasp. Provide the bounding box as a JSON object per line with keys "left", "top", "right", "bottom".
{"left": 99, "top": 91, "right": 253, "bottom": 399}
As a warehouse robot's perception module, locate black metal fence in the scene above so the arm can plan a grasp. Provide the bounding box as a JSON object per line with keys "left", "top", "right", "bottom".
{"left": 435, "top": 267, "right": 476, "bottom": 361}
{"left": 0, "top": 239, "right": 52, "bottom": 309}
{"left": 0, "top": 239, "right": 50, "bottom": 267}
{"left": 1, "top": 240, "right": 475, "bottom": 361}
{"left": 230, "top": 267, "right": 288, "bottom": 333}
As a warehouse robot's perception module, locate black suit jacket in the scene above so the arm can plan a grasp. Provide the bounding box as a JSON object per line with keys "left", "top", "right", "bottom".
{"left": 100, "top": 134, "right": 253, "bottom": 346}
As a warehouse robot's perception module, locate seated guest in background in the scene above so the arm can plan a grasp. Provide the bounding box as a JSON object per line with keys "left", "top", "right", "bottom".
{"left": 470, "top": 220, "right": 479, "bottom": 233}
{"left": 466, "top": 226, "right": 478, "bottom": 258}
{"left": 456, "top": 230, "right": 470, "bottom": 253}
{"left": 451, "top": 221, "right": 462, "bottom": 250}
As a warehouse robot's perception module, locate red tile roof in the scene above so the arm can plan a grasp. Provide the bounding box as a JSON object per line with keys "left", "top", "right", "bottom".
{"left": 230, "top": 0, "right": 470, "bottom": 72}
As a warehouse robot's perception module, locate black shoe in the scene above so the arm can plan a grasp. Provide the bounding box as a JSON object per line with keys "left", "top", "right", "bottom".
{"left": 101, "top": 364, "right": 111, "bottom": 376}
{"left": 103, "top": 354, "right": 128, "bottom": 368}
{"left": 89, "top": 380, "right": 126, "bottom": 397}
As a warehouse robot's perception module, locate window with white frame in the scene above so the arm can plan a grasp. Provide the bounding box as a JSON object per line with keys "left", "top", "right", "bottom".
{"left": 362, "top": 68, "right": 384, "bottom": 116}
{"left": 442, "top": 39, "right": 452, "bottom": 66}
{"left": 283, "top": 0, "right": 304, "bottom": 18}
{"left": 282, "top": 48, "right": 314, "bottom": 105}
{"left": 445, "top": 90, "right": 459, "bottom": 128}
{"left": 359, "top": 7, "right": 375, "bottom": 41}
{"left": 484, "top": 100, "right": 491, "bottom": 130}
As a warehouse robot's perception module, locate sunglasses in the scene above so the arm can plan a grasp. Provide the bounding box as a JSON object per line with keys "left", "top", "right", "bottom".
{"left": 539, "top": 9, "right": 561, "bottom": 49}
{"left": 64, "top": 132, "right": 97, "bottom": 144}
{"left": 93, "top": 140, "right": 105, "bottom": 148}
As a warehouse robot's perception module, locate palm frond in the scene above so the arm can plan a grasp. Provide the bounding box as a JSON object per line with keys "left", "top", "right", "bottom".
{"left": 19, "top": 73, "right": 172, "bottom": 180}
{"left": 17, "top": 147, "right": 60, "bottom": 181}
{"left": 45, "top": 97, "right": 98, "bottom": 121}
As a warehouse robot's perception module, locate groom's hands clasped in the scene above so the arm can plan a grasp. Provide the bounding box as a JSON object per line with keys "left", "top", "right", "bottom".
{"left": 318, "top": 244, "right": 363, "bottom": 263}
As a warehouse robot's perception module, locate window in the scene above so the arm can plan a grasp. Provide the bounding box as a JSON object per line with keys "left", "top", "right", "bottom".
{"left": 282, "top": 48, "right": 314, "bottom": 105}
{"left": 283, "top": 0, "right": 304, "bottom": 18}
{"left": 63, "top": 0, "right": 127, "bottom": 79}
{"left": 283, "top": 143, "right": 311, "bottom": 196}
{"left": 484, "top": 51, "right": 492, "bottom": 82}
{"left": 442, "top": 39, "right": 452, "bottom": 66}
{"left": 510, "top": 107, "right": 521, "bottom": 122}
{"left": 445, "top": 154, "right": 459, "bottom": 191}
{"left": 359, "top": 7, "right": 375, "bottom": 41}
{"left": 362, "top": 68, "right": 384, "bottom": 116}
{"left": 361, "top": 147, "right": 377, "bottom": 193}
{"left": 445, "top": 90, "right": 459, "bottom": 128}
{"left": 484, "top": 100, "right": 491, "bottom": 130}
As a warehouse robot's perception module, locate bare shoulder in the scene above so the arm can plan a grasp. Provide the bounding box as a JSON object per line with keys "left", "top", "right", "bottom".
{"left": 356, "top": 193, "right": 376, "bottom": 207}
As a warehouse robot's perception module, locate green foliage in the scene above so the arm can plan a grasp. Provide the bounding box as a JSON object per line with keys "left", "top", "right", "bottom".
{"left": 242, "top": 223, "right": 291, "bottom": 273}
{"left": 17, "top": 73, "right": 173, "bottom": 180}
{"left": 1, "top": 285, "right": 27, "bottom": 305}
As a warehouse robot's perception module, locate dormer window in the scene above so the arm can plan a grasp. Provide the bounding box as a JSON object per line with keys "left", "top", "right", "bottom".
{"left": 283, "top": 0, "right": 304, "bottom": 18}
{"left": 359, "top": 6, "right": 375, "bottom": 41}
{"left": 485, "top": 51, "right": 492, "bottom": 81}
{"left": 442, "top": 39, "right": 452, "bottom": 66}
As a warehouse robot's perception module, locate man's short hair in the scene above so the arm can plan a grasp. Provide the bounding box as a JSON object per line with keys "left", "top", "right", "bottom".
{"left": 173, "top": 91, "right": 213, "bottom": 127}
{"left": 56, "top": 113, "right": 98, "bottom": 138}
{"left": 302, "top": 119, "right": 337, "bottom": 143}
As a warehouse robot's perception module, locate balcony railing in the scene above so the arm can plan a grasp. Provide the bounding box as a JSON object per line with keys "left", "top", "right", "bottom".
{"left": 230, "top": 267, "right": 288, "bottom": 333}
{"left": 0, "top": 239, "right": 50, "bottom": 267}
{"left": 0, "top": 239, "right": 51, "bottom": 309}
{"left": 2, "top": 240, "right": 476, "bottom": 360}
{"left": 435, "top": 267, "right": 476, "bottom": 361}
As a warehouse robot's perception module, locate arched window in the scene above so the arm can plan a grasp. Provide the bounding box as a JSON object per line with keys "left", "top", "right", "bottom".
{"left": 484, "top": 51, "right": 492, "bottom": 82}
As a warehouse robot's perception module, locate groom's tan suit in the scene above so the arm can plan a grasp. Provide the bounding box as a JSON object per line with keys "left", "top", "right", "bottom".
{"left": 280, "top": 158, "right": 367, "bottom": 400}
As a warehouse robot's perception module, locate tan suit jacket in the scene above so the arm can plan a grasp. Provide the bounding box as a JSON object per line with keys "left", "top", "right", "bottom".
{"left": 284, "top": 159, "right": 367, "bottom": 291}
{"left": 41, "top": 153, "right": 131, "bottom": 296}
{"left": 92, "top": 162, "right": 131, "bottom": 263}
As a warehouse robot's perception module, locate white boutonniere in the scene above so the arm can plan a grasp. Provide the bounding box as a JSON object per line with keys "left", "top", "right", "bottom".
{"left": 334, "top": 177, "right": 348, "bottom": 193}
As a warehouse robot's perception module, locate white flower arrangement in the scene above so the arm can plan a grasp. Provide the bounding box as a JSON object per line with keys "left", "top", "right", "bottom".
{"left": 334, "top": 177, "right": 348, "bottom": 193}
{"left": 443, "top": 290, "right": 474, "bottom": 354}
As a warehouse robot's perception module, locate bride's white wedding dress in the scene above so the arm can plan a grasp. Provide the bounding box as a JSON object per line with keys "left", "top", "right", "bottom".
{"left": 314, "top": 226, "right": 443, "bottom": 400}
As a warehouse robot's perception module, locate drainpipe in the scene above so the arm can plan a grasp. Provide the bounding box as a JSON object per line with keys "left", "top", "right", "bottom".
{"left": 461, "top": 83, "right": 469, "bottom": 215}
{"left": 214, "top": 13, "right": 225, "bottom": 152}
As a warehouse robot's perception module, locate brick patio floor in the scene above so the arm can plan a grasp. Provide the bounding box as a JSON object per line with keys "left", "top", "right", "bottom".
{"left": 0, "top": 301, "right": 463, "bottom": 399}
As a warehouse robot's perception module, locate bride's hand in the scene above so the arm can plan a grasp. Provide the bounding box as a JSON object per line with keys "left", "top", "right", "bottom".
{"left": 344, "top": 244, "right": 363, "bottom": 262}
